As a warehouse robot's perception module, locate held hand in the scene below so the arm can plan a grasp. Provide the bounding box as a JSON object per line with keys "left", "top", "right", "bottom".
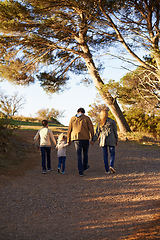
{"left": 90, "top": 141, "right": 94, "bottom": 145}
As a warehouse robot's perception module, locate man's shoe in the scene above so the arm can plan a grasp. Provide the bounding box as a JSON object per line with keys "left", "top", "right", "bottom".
{"left": 43, "top": 169, "right": 46, "bottom": 174}
{"left": 84, "top": 165, "right": 90, "bottom": 171}
{"left": 79, "top": 173, "right": 84, "bottom": 177}
{"left": 47, "top": 168, "right": 52, "bottom": 172}
{"left": 58, "top": 168, "right": 60, "bottom": 173}
{"left": 79, "top": 171, "right": 84, "bottom": 177}
{"left": 105, "top": 171, "right": 110, "bottom": 174}
{"left": 109, "top": 166, "right": 116, "bottom": 173}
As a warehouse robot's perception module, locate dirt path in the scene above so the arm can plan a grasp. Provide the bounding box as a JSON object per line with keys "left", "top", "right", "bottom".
{"left": 0, "top": 130, "right": 160, "bottom": 240}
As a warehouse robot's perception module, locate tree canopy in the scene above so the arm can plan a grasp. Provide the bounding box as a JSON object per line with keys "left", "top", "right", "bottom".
{"left": 105, "top": 68, "right": 160, "bottom": 113}
{"left": 1, "top": 0, "right": 159, "bottom": 87}
{"left": 36, "top": 108, "right": 64, "bottom": 121}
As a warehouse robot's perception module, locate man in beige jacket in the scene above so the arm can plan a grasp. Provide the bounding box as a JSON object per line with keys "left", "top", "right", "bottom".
{"left": 67, "top": 108, "right": 94, "bottom": 176}
{"left": 34, "top": 120, "right": 56, "bottom": 174}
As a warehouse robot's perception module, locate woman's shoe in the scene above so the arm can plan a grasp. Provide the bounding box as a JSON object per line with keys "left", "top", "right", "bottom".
{"left": 109, "top": 166, "right": 116, "bottom": 173}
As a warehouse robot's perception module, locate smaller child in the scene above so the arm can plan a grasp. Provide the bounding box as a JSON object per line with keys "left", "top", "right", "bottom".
{"left": 56, "top": 133, "right": 68, "bottom": 174}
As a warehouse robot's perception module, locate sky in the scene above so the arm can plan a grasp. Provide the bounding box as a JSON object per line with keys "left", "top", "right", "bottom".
{"left": 0, "top": 56, "right": 135, "bottom": 126}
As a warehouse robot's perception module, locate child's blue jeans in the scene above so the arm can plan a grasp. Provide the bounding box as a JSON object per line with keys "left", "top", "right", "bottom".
{"left": 58, "top": 156, "right": 66, "bottom": 172}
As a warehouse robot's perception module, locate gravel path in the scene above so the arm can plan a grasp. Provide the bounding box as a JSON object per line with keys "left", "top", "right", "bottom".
{"left": 0, "top": 130, "right": 160, "bottom": 240}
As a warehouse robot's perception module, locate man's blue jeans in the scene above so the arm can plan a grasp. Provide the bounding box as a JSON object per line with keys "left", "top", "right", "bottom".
{"left": 102, "top": 145, "right": 115, "bottom": 172}
{"left": 40, "top": 147, "right": 51, "bottom": 170}
{"left": 74, "top": 140, "right": 89, "bottom": 175}
{"left": 58, "top": 156, "right": 66, "bottom": 172}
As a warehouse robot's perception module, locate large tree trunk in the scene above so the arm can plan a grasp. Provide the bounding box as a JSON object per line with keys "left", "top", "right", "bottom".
{"left": 81, "top": 47, "right": 131, "bottom": 133}
{"left": 75, "top": 12, "right": 131, "bottom": 133}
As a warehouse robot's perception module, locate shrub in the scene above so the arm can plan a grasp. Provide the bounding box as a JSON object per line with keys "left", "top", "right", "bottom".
{"left": 0, "top": 117, "right": 19, "bottom": 137}
{"left": 156, "top": 122, "right": 160, "bottom": 138}
{"left": 124, "top": 108, "right": 160, "bottom": 138}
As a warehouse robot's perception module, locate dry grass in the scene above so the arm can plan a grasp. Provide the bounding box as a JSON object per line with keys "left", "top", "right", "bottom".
{"left": 118, "top": 131, "right": 160, "bottom": 146}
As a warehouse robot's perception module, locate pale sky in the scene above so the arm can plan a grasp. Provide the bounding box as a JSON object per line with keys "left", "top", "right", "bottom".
{"left": 0, "top": 56, "right": 135, "bottom": 126}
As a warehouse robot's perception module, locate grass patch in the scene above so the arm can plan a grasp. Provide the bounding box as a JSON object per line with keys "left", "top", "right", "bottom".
{"left": 19, "top": 125, "right": 68, "bottom": 132}
{"left": 119, "top": 131, "right": 160, "bottom": 146}
{"left": 2, "top": 118, "right": 68, "bottom": 131}
{"left": 10, "top": 119, "right": 62, "bottom": 127}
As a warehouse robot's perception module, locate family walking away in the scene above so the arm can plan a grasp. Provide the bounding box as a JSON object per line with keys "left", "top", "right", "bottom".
{"left": 67, "top": 107, "right": 94, "bottom": 177}
{"left": 34, "top": 107, "right": 118, "bottom": 176}
{"left": 34, "top": 120, "right": 57, "bottom": 174}
{"left": 92, "top": 108, "right": 118, "bottom": 174}
{"left": 56, "top": 133, "right": 68, "bottom": 174}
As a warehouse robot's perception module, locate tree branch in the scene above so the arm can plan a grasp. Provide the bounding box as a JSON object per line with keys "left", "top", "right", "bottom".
{"left": 98, "top": 0, "right": 157, "bottom": 74}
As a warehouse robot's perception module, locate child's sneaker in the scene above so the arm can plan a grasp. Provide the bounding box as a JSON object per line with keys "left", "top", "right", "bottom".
{"left": 58, "top": 168, "right": 60, "bottom": 173}
{"left": 43, "top": 169, "right": 46, "bottom": 174}
{"left": 61, "top": 171, "right": 65, "bottom": 174}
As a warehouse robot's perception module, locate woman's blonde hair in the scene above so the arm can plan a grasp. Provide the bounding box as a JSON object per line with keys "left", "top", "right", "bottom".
{"left": 99, "top": 109, "right": 109, "bottom": 128}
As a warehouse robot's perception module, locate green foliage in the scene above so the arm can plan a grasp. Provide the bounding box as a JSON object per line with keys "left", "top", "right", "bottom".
{"left": 10, "top": 119, "right": 59, "bottom": 127}
{"left": 0, "top": 0, "right": 98, "bottom": 92}
{"left": 124, "top": 108, "right": 160, "bottom": 137}
{"left": 156, "top": 122, "right": 160, "bottom": 137}
{"left": 101, "top": 80, "right": 120, "bottom": 98}
{"left": 37, "top": 72, "right": 68, "bottom": 93}
{"left": 1, "top": 114, "right": 64, "bottom": 127}
{"left": 0, "top": 117, "right": 19, "bottom": 137}
{"left": 88, "top": 101, "right": 160, "bottom": 137}
{"left": 119, "top": 68, "right": 160, "bottom": 110}
{"left": 36, "top": 108, "right": 64, "bottom": 121}
{"left": 103, "top": 68, "right": 160, "bottom": 113}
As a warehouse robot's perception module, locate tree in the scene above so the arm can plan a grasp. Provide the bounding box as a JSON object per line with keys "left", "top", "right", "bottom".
{"left": 104, "top": 69, "right": 160, "bottom": 114}
{"left": 98, "top": 0, "right": 160, "bottom": 108}
{"left": 0, "top": 0, "right": 131, "bottom": 133}
{"left": 0, "top": 91, "right": 25, "bottom": 116}
{"left": 36, "top": 108, "right": 64, "bottom": 121}
{"left": 124, "top": 107, "right": 160, "bottom": 137}
{"left": 120, "top": 68, "right": 160, "bottom": 111}
{"left": 0, "top": 1, "right": 159, "bottom": 132}
{"left": 98, "top": 0, "right": 160, "bottom": 72}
